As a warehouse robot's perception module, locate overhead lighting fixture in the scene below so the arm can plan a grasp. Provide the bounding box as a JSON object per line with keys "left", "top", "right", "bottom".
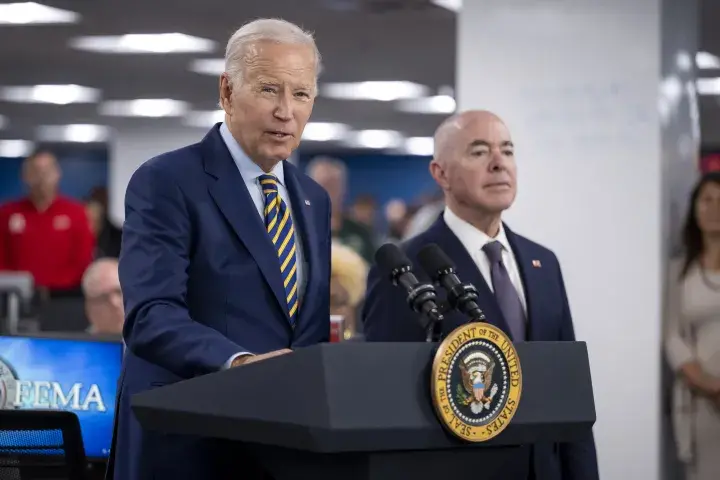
{"left": 403, "top": 137, "right": 434, "bottom": 156}
{"left": 431, "top": 0, "right": 461, "bottom": 12}
{"left": 189, "top": 58, "right": 225, "bottom": 76}
{"left": 99, "top": 99, "right": 189, "bottom": 117}
{"left": 697, "top": 51, "right": 720, "bottom": 70}
{"left": 696, "top": 78, "right": 720, "bottom": 95}
{"left": 396, "top": 95, "right": 456, "bottom": 114}
{"left": 302, "top": 122, "right": 349, "bottom": 141}
{"left": 69, "top": 33, "right": 215, "bottom": 54}
{"left": 321, "top": 81, "right": 429, "bottom": 102}
{"left": 183, "top": 110, "right": 225, "bottom": 128}
{"left": 0, "top": 84, "right": 100, "bottom": 104}
{"left": 345, "top": 129, "right": 403, "bottom": 149}
{"left": 0, "top": 2, "right": 79, "bottom": 25}
{"left": 37, "top": 124, "right": 109, "bottom": 143}
{"left": 0, "top": 139, "right": 33, "bottom": 157}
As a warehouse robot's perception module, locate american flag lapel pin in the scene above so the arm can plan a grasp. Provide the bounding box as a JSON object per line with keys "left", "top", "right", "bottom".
{"left": 305, "top": 200, "right": 311, "bottom": 206}
{"left": 532, "top": 259, "right": 542, "bottom": 268}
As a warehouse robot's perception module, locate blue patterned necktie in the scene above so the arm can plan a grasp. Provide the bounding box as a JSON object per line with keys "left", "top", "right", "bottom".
{"left": 482, "top": 241, "right": 526, "bottom": 341}
{"left": 259, "top": 174, "right": 298, "bottom": 326}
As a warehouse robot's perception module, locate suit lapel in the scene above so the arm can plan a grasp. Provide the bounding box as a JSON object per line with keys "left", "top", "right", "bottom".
{"left": 504, "top": 226, "right": 541, "bottom": 340}
{"left": 429, "top": 218, "right": 513, "bottom": 338}
{"left": 201, "top": 126, "right": 289, "bottom": 320}
{"left": 283, "top": 163, "right": 320, "bottom": 329}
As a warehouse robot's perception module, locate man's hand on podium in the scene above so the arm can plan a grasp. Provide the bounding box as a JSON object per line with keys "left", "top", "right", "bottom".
{"left": 230, "top": 349, "right": 293, "bottom": 367}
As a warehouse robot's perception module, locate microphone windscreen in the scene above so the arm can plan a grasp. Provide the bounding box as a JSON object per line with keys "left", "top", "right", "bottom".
{"left": 417, "top": 243, "right": 455, "bottom": 277}
{"left": 375, "top": 243, "right": 411, "bottom": 272}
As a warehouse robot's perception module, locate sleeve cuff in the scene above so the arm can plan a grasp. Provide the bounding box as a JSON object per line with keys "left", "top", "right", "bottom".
{"left": 223, "top": 352, "right": 254, "bottom": 370}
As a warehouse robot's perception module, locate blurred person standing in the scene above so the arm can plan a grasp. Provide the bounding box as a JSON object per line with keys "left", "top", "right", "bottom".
{"left": 307, "top": 156, "right": 376, "bottom": 263}
{"left": 86, "top": 186, "right": 122, "bottom": 258}
{"left": 362, "top": 110, "right": 599, "bottom": 480}
{"left": 82, "top": 257, "right": 123, "bottom": 337}
{"left": 665, "top": 172, "right": 720, "bottom": 480}
{"left": 109, "top": 18, "right": 331, "bottom": 480}
{"left": 0, "top": 150, "right": 94, "bottom": 293}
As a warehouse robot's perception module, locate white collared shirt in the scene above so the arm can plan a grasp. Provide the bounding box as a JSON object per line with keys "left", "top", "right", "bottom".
{"left": 218, "top": 122, "right": 306, "bottom": 300}
{"left": 443, "top": 206, "right": 527, "bottom": 315}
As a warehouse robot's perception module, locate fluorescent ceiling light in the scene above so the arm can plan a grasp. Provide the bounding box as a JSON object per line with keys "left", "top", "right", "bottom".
{"left": 403, "top": 137, "right": 434, "bottom": 156}
{"left": 37, "top": 124, "right": 109, "bottom": 143}
{"left": 321, "top": 81, "right": 429, "bottom": 102}
{"left": 183, "top": 110, "right": 224, "bottom": 128}
{"left": 346, "top": 130, "right": 403, "bottom": 149}
{"left": 99, "top": 99, "right": 189, "bottom": 117}
{"left": 396, "top": 95, "right": 456, "bottom": 114}
{"left": 697, "top": 51, "right": 720, "bottom": 70}
{"left": 0, "top": 2, "right": 79, "bottom": 25}
{"left": 69, "top": 33, "right": 215, "bottom": 54}
{"left": 302, "top": 122, "right": 348, "bottom": 141}
{"left": 189, "top": 58, "right": 225, "bottom": 76}
{"left": 697, "top": 78, "right": 720, "bottom": 95}
{"left": 431, "top": 0, "right": 461, "bottom": 12}
{"left": 0, "top": 139, "right": 33, "bottom": 157}
{"left": 0, "top": 84, "right": 100, "bottom": 104}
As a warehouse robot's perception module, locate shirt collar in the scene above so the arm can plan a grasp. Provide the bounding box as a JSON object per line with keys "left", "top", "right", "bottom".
{"left": 219, "top": 122, "right": 285, "bottom": 185}
{"left": 443, "top": 206, "right": 512, "bottom": 254}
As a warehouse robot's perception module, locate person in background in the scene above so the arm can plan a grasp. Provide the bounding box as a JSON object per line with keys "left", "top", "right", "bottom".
{"left": 350, "top": 194, "right": 377, "bottom": 230}
{"left": 86, "top": 186, "right": 122, "bottom": 258}
{"left": 0, "top": 150, "right": 94, "bottom": 294}
{"left": 665, "top": 172, "right": 720, "bottom": 480}
{"left": 82, "top": 257, "right": 123, "bottom": 337}
{"left": 362, "top": 110, "right": 599, "bottom": 480}
{"left": 307, "top": 156, "right": 376, "bottom": 263}
{"left": 330, "top": 241, "right": 369, "bottom": 340}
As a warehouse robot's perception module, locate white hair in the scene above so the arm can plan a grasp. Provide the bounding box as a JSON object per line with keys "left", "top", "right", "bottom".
{"left": 224, "top": 18, "right": 322, "bottom": 87}
{"left": 82, "top": 258, "right": 118, "bottom": 296}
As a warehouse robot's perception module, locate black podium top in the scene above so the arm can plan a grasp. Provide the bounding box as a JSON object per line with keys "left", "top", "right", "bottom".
{"left": 131, "top": 341, "right": 595, "bottom": 453}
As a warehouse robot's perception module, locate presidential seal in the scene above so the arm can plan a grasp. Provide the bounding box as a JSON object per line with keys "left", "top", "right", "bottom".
{"left": 0, "top": 357, "right": 18, "bottom": 409}
{"left": 431, "top": 323, "right": 522, "bottom": 442}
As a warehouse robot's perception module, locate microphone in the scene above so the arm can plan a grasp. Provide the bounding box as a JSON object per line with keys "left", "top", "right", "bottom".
{"left": 417, "top": 243, "right": 486, "bottom": 322}
{"left": 374, "top": 243, "right": 444, "bottom": 334}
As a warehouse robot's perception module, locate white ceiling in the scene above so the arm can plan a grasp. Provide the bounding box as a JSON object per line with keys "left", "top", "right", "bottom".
{"left": 0, "top": 0, "right": 456, "bottom": 154}
{"left": 0, "top": 0, "right": 719, "bottom": 154}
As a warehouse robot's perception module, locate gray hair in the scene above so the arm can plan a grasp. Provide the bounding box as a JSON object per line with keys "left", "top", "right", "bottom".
{"left": 82, "top": 258, "right": 119, "bottom": 296}
{"left": 224, "top": 18, "right": 322, "bottom": 87}
{"left": 306, "top": 155, "right": 347, "bottom": 182}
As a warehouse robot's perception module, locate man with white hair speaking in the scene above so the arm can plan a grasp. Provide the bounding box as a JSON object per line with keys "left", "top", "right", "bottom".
{"left": 108, "top": 18, "right": 331, "bottom": 480}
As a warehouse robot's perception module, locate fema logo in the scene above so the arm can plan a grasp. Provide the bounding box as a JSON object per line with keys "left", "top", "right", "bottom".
{"left": 0, "top": 357, "right": 18, "bottom": 409}
{"left": 431, "top": 323, "right": 522, "bottom": 442}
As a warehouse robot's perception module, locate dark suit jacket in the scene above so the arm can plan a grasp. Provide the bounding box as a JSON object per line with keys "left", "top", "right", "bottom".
{"left": 108, "top": 125, "right": 331, "bottom": 480}
{"left": 362, "top": 216, "right": 599, "bottom": 480}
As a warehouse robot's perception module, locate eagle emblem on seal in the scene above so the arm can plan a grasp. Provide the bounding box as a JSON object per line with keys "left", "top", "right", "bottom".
{"left": 456, "top": 351, "right": 499, "bottom": 414}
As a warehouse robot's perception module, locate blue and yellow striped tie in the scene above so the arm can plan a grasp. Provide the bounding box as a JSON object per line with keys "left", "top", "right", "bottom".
{"left": 259, "top": 174, "right": 298, "bottom": 326}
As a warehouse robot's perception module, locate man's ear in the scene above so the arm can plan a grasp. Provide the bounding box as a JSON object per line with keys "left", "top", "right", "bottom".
{"left": 429, "top": 159, "right": 449, "bottom": 191}
{"left": 219, "top": 73, "right": 232, "bottom": 113}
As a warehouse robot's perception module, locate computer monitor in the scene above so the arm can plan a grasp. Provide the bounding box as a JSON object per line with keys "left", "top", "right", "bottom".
{"left": 0, "top": 333, "right": 123, "bottom": 460}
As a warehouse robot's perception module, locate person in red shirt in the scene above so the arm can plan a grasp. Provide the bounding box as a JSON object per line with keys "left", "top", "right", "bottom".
{"left": 0, "top": 150, "right": 95, "bottom": 293}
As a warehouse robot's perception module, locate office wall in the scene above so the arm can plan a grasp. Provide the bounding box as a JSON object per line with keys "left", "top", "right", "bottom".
{"left": 456, "top": 0, "right": 694, "bottom": 478}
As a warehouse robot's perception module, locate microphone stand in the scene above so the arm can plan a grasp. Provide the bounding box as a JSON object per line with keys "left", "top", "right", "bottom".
{"left": 403, "top": 282, "right": 444, "bottom": 343}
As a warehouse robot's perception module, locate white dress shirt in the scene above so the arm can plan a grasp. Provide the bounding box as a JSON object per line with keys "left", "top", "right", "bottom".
{"left": 219, "top": 122, "right": 307, "bottom": 367}
{"left": 443, "top": 206, "right": 527, "bottom": 315}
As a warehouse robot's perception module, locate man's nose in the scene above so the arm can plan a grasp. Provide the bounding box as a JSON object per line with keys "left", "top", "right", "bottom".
{"left": 274, "top": 92, "right": 293, "bottom": 121}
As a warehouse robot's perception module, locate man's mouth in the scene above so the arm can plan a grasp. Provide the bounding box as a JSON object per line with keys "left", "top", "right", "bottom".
{"left": 267, "top": 130, "right": 291, "bottom": 139}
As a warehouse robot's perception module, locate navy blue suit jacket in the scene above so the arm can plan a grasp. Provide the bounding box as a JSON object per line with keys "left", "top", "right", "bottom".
{"left": 108, "top": 125, "right": 331, "bottom": 480}
{"left": 362, "top": 216, "right": 599, "bottom": 480}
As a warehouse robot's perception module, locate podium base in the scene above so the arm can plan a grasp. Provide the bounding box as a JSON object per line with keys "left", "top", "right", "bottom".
{"left": 252, "top": 444, "right": 531, "bottom": 480}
